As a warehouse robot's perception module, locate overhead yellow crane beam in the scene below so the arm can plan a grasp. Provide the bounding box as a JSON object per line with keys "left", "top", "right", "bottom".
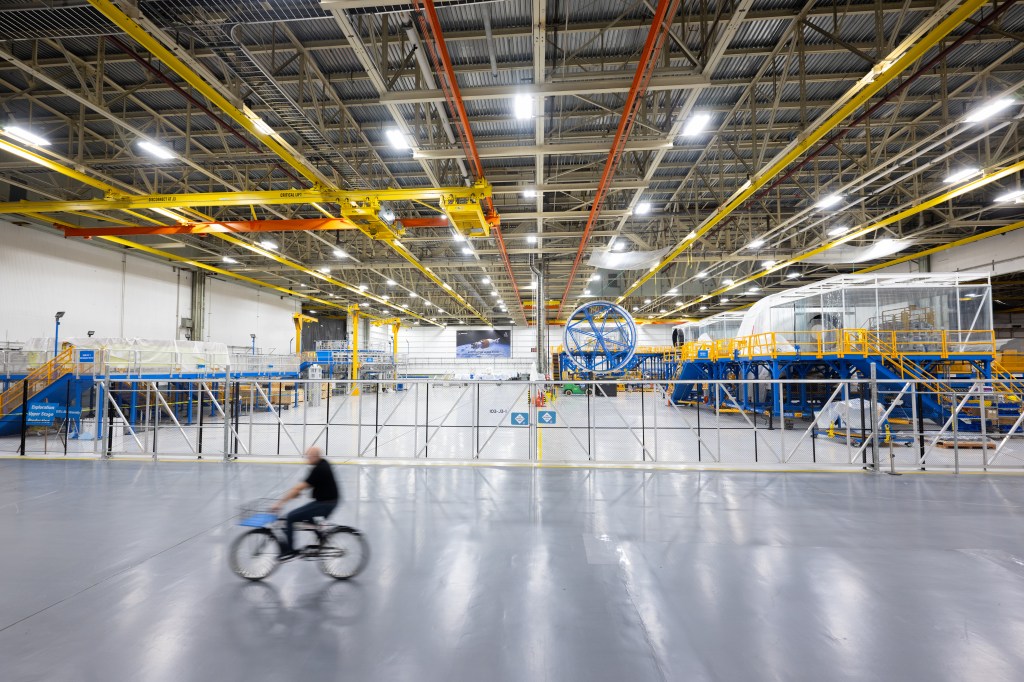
{"left": 0, "top": 134, "right": 486, "bottom": 324}
{"left": 0, "top": 182, "right": 492, "bottom": 219}
{"left": 82, "top": 0, "right": 497, "bottom": 323}
{"left": 87, "top": 0, "right": 330, "bottom": 188}
{"left": 616, "top": 0, "right": 990, "bottom": 307}
{"left": 659, "top": 159, "right": 1024, "bottom": 318}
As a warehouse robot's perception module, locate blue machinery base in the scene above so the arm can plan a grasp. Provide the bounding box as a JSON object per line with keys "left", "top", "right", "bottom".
{"left": 1, "top": 368, "right": 302, "bottom": 438}
{"left": 667, "top": 353, "right": 1002, "bottom": 432}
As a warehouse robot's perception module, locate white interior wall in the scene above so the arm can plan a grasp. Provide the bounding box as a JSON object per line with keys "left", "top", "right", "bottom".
{"left": 203, "top": 278, "right": 299, "bottom": 353}
{"left": 0, "top": 220, "right": 299, "bottom": 351}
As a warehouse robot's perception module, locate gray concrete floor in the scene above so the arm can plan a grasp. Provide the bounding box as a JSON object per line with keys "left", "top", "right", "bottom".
{"left": 2, "top": 460, "right": 1024, "bottom": 681}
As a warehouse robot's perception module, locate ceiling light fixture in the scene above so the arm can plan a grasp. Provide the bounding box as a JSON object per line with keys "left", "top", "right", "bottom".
{"left": 514, "top": 93, "right": 533, "bottom": 120}
{"left": 681, "top": 112, "right": 712, "bottom": 136}
{"left": 385, "top": 128, "right": 410, "bottom": 150}
{"left": 699, "top": 306, "right": 708, "bottom": 311}
{"left": 827, "top": 226, "right": 850, "bottom": 237}
{"left": 747, "top": 239, "right": 765, "bottom": 250}
{"left": 333, "top": 249, "right": 347, "bottom": 258}
{"left": 635, "top": 201, "right": 651, "bottom": 215}
{"left": 138, "top": 140, "right": 175, "bottom": 159}
{"left": 3, "top": 125, "right": 50, "bottom": 146}
{"left": 944, "top": 167, "right": 981, "bottom": 184}
{"left": 815, "top": 194, "right": 843, "bottom": 209}
{"left": 723, "top": 279, "right": 734, "bottom": 286}
{"left": 259, "top": 240, "right": 277, "bottom": 250}
{"left": 222, "top": 256, "right": 238, "bottom": 264}
{"left": 761, "top": 260, "right": 776, "bottom": 268}
{"left": 358, "top": 284, "right": 368, "bottom": 291}
{"left": 787, "top": 271, "right": 801, "bottom": 279}
{"left": 965, "top": 98, "right": 1016, "bottom": 123}
{"left": 522, "top": 188, "right": 537, "bottom": 198}
{"left": 995, "top": 189, "right": 1024, "bottom": 203}
{"left": 386, "top": 279, "right": 396, "bottom": 287}
{"left": 696, "top": 271, "right": 708, "bottom": 279}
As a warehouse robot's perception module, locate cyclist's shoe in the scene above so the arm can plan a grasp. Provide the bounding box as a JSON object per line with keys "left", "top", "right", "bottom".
{"left": 278, "top": 551, "right": 298, "bottom": 562}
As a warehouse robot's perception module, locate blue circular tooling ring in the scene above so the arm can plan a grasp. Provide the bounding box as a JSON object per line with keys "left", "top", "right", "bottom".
{"left": 562, "top": 300, "right": 638, "bottom": 374}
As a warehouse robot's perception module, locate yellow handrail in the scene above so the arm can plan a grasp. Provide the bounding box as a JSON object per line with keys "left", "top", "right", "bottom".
{"left": 0, "top": 347, "right": 76, "bottom": 419}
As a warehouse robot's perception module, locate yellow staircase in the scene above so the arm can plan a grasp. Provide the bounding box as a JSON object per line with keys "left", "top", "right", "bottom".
{"left": 0, "top": 347, "right": 76, "bottom": 420}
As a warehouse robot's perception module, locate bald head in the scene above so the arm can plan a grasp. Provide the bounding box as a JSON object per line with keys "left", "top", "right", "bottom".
{"left": 305, "top": 446, "right": 323, "bottom": 464}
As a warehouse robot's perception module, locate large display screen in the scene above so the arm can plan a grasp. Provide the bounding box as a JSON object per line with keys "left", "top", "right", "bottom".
{"left": 456, "top": 329, "right": 512, "bottom": 359}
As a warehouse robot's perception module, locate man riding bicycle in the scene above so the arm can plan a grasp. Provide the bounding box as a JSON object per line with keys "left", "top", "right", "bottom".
{"left": 270, "top": 446, "right": 339, "bottom": 560}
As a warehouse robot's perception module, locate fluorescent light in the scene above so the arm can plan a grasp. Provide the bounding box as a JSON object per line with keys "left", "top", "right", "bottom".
{"left": 259, "top": 240, "right": 277, "bottom": 250}
{"left": 583, "top": 289, "right": 592, "bottom": 296}
{"left": 222, "top": 256, "right": 238, "bottom": 264}
{"left": 138, "top": 140, "right": 175, "bottom": 159}
{"left": 761, "top": 260, "right": 776, "bottom": 268}
{"left": 632, "top": 306, "right": 639, "bottom": 311}
{"left": 747, "top": 239, "right": 765, "bottom": 250}
{"left": 827, "top": 226, "right": 850, "bottom": 237}
{"left": 409, "top": 292, "right": 418, "bottom": 298}
{"left": 526, "top": 235, "right": 537, "bottom": 244}
{"left": 644, "top": 298, "right": 651, "bottom": 304}
{"left": 3, "top": 125, "right": 50, "bottom": 146}
{"left": 462, "top": 247, "right": 472, "bottom": 255}
{"left": 686, "top": 231, "right": 697, "bottom": 240}
{"left": 659, "top": 308, "right": 667, "bottom": 313}
{"left": 360, "top": 302, "right": 368, "bottom": 308}
{"left": 358, "top": 284, "right": 368, "bottom": 291}
{"left": 514, "top": 94, "right": 533, "bottom": 120}
{"left": 453, "top": 232, "right": 466, "bottom": 242}
{"left": 491, "top": 291, "right": 499, "bottom": 297}
{"left": 482, "top": 277, "right": 491, "bottom": 285}
{"left": 333, "top": 249, "right": 347, "bottom": 258}
{"left": 152, "top": 208, "right": 184, "bottom": 222}
{"left": 815, "top": 194, "right": 843, "bottom": 209}
{"left": 386, "top": 279, "right": 396, "bottom": 287}
{"left": 699, "top": 305, "right": 707, "bottom": 311}
{"left": 523, "top": 188, "right": 537, "bottom": 198}
{"left": 668, "top": 288, "right": 678, "bottom": 295}
{"left": 382, "top": 295, "right": 390, "bottom": 301}
{"left": 787, "top": 271, "right": 801, "bottom": 279}
{"left": 944, "top": 167, "right": 980, "bottom": 184}
{"left": 995, "top": 189, "right": 1024, "bottom": 203}
{"left": 696, "top": 271, "right": 708, "bottom": 279}
{"left": 318, "top": 267, "right": 331, "bottom": 274}
{"left": 385, "top": 128, "right": 410, "bottom": 150}
{"left": 721, "top": 297, "right": 730, "bottom": 303}
{"left": 635, "top": 202, "right": 651, "bottom": 215}
{"left": 747, "top": 287, "right": 759, "bottom": 294}
{"left": 682, "top": 112, "right": 712, "bottom": 136}
{"left": 965, "top": 98, "right": 1015, "bottom": 123}
{"left": 723, "top": 279, "right": 734, "bottom": 286}
{"left": 251, "top": 117, "right": 274, "bottom": 135}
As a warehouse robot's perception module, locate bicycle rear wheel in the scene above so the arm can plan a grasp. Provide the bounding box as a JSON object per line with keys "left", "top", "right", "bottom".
{"left": 230, "top": 528, "right": 279, "bottom": 581}
{"left": 318, "top": 528, "right": 369, "bottom": 580}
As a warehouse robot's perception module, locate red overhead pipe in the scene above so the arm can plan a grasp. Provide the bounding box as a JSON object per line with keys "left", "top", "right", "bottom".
{"left": 752, "top": 0, "right": 1017, "bottom": 204}
{"left": 105, "top": 35, "right": 306, "bottom": 187}
{"left": 556, "top": 0, "right": 682, "bottom": 317}
{"left": 412, "top": 0, "right": 524, "bottom": 321}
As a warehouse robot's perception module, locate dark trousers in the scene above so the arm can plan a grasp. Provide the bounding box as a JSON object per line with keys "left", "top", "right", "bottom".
{"left": 282, "top": 500, "right": 337, "bottom": 553}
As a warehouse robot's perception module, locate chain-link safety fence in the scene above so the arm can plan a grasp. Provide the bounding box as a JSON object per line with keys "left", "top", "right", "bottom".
{"left": 6, "top": 376, "right": 1024, "bottom": 472}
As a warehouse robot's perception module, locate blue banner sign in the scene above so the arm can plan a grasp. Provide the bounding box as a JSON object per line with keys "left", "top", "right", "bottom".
{"left": 26, "top": 403, "right": 59, "bottom": 425}
{"left": 316, "top": 351, "right": 333, "bottom": 363}
{"left": 697, "top": 349, "right": 709, "bottom": 359}
{"left": 77, "top": 349, "right": 95, "bottom": 362}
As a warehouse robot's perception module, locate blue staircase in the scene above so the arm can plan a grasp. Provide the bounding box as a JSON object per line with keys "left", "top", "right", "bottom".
{"left": 670, "top": 362, "right": 709, "bottom": 404}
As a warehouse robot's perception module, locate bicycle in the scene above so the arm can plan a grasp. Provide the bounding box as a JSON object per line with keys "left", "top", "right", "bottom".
{"left": 229, "top": 499, "right": 370, "bottom": 582}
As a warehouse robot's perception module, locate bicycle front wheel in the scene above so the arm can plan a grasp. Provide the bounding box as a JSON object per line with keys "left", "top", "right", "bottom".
{"left": 229, "top": 528, "right": 280, "bottom": 581}
{"left": 319, "top": 528, "right": 369, "bottom": 580}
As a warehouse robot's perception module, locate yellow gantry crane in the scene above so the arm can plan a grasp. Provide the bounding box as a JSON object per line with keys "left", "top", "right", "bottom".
{"left": 345, "top": 305, "right": 404, "bottom": 396}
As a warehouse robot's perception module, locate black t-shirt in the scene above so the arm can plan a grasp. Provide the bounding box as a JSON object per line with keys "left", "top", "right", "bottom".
{"left": 305, "top": 458, "right": 339, "bottom": 502}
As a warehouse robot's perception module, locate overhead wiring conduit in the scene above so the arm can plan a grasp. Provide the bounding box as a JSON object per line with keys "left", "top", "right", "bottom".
{"left": 556, "top": 0, "right": 683, "bottom": 318}
{"left": 411, "top": 0, "right": 524, "bottom": 323}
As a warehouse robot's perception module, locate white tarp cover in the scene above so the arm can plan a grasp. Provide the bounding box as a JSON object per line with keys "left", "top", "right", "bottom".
{"left": 24, "top": 337, "right": 231, "bottom": 371}
{"left": 588, "top": 246, "right": 672, "bottom": 271}
{"left": 802, "top": 239, "right": 913, "bottom": 264}
{"left": 814, "top": 399, "right": 886, "bottom": 430}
